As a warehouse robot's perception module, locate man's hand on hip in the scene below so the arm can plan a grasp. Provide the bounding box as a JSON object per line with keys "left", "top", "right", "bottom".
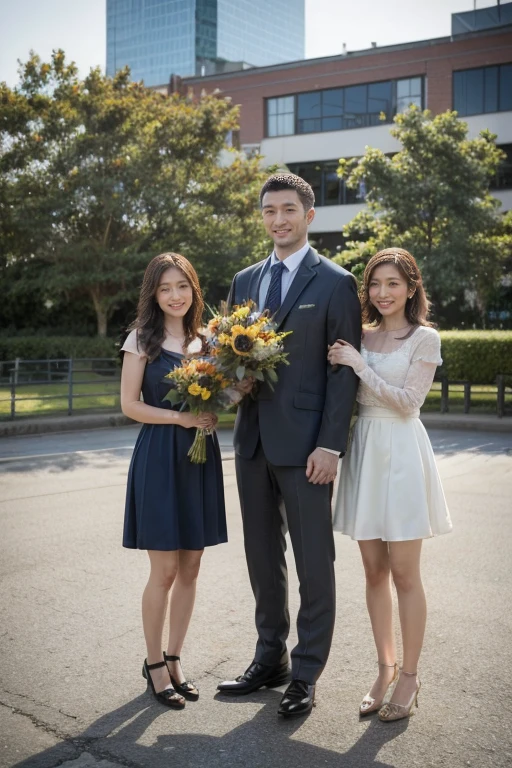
{"left": 306, "top": 448, "right": 339, "bottom": 485}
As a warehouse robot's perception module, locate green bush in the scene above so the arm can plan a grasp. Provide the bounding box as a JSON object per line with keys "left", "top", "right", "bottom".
{"left": 1, "top": 331, "right": 510, "bottom": 385}
{"left": 0, "top": 336, "right": 118, "bottom": 363}
{"left": 439, "top": 331, "right": 512, "bottom": 384}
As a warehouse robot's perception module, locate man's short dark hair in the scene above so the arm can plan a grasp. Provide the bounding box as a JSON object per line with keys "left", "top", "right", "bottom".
{"left": 260, "top": 173, "right": 315, "bottom": 212}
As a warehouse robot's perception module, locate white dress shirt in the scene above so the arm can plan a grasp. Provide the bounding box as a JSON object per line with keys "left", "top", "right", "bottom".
{"left": 258, "top": 242, "right": 340, "bottom": 460}
{"left": 258, "top": 242, "right": 310, "bottom": 312}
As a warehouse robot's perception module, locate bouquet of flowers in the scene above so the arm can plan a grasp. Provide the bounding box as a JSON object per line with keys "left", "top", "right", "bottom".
{"left": 206, "top": 302, "right": 292, "bottom": 387}
{"left": 163, "top": 359, "right": 232, "bottom": 463}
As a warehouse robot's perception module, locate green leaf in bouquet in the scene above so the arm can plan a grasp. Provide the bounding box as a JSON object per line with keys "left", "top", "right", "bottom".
{"left": 253, "top": 369, "right": 265, "bottom": 382}
{"left": 163, "top": 389, "right": 181, "bottom": 405}
{"left": 266, "top": 367, "right": 278, "bottom": 383}
{"left": 236, "top": 365, "right": 246, "bottom": 380}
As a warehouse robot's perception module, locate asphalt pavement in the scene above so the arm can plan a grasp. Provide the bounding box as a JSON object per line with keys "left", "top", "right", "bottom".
{"left": 0, "top": 426, "right": 511, "bottom": 768}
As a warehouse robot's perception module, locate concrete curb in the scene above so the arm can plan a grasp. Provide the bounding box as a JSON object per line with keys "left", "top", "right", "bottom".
{"left": 419, "top": 412, "right": 512, "bottom": 433}
{"left": 0, "top": 412, "right": 135, "bottom": 437}
{"left": 0, "top": 409, "right": 511, "bottom": 437}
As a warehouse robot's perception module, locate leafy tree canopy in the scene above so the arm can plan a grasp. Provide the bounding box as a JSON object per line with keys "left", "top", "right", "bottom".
{"left": 334, "top": 107, "right": 508, "bottom": 325}
{"left": 0, "top": 52, "right": 270, "bottom": 336}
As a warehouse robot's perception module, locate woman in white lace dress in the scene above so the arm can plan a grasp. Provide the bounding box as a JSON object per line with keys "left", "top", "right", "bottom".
{"left": 328, "top": 248, "right": 452, "bottom": 722}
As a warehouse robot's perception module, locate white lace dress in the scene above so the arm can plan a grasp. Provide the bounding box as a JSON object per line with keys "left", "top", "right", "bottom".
{"left": 333, "top": 326, "right": 452, "bottom": 541}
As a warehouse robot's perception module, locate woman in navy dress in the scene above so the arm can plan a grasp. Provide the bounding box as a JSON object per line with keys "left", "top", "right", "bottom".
{"left": 121, "top": 252, "right": 227, "bottom": 708}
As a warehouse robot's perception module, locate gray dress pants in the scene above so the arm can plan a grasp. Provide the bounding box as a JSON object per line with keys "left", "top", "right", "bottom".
{"left": 235, "top": 441, "right": 336, "bottom": 684}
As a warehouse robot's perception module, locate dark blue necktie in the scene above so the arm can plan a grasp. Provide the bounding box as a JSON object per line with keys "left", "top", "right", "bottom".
{"left": 264, "top": 261, "right": 286, "bottom": 316}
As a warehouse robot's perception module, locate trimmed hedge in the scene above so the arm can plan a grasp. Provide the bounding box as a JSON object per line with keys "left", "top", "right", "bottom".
{"left": 1, "top": 331, "right": 510, "bottom": 385}
{"left": 439, "top": 331, "right": 512, "bottom": 384}
{"left": 0, "top": 336, "right": 117, "bottom": 363}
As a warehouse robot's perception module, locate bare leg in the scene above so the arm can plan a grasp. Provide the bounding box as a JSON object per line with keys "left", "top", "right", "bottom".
{"left": 359, "top": 540, "right": 397, "bottom": 701}
{"left": 388, "top": 540, "right": 425, "bottom": 704}
{"left": 166, "top": 549, "right": 203, "bottom": 684}
{"left": 142, "top": 549, "right": 178, "bottom": 693}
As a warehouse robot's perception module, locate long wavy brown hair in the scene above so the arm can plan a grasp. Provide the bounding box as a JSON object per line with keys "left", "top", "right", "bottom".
{"left": 129, "top": 253, "right": 205, "bottom": 361}
{"left": 361, "top": 248, "right": 432, "bottom": 330}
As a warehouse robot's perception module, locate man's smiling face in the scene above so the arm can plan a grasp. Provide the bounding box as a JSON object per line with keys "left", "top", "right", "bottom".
{"left": 261, "top": 189, "right": 314, "bottom": 253}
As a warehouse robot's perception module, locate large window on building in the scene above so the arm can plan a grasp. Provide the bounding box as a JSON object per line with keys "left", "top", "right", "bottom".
{"left": 287, "top": 161, "right": 364, "bottom": 206}
{"left": 267, "top": 96, "right": 295, "bottom": 137}
{"left": 453, "top": 63, "right": 512, "bottom": 116}
{"left": 286, "top": 146, "right": 512, "bottom": 207}
{"left": 396, "top": 77, "right": 423, "bottom": 113}
{"left": 296, "top": 90, "right": 348, "bottom": 133}
{"left": 296, "top": 82, "right": 393, "bottom": 132}
{"left": 266, "top": 76, "right": 424, "bottom": 137}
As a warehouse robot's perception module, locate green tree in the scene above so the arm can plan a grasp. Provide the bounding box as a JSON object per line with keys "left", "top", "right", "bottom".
{"left": 334, "top": 107, "right": 507, "bottom": 324}
{"left": 482, "top": 210, "right": 512, "bottom": 326}
{"left": 0, "top": 51, "right": 269, "bottom": 336}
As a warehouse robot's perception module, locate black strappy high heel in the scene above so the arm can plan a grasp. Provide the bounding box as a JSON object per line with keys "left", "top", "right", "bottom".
{"left": 164, "top": 653, "right": 199, "bottom": 701}
{"left": 142, "top": 659, "right": 186, "bottom": 708}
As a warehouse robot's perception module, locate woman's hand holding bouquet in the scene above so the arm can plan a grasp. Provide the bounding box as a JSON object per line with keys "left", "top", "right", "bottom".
{"left": 163, "top": 359, "right": 231, "bottom": 463}
{"left": 163, "top": 303, "right": 293, "bottom": 463}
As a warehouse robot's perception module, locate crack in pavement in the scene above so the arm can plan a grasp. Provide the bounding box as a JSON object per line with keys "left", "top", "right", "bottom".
{"left": 205, "top": 657, "right": 231, "bottom": 674}
{"left": 0, "top": 698, "right": 72, "bottom": 741}
{"left": 0, "top": 700, "right": 144, "bottom": 768}
{"left": 3, "top": 689, "right": 78, "bottom": 720}
{"left": 104, "top": 627, "right": 139, "bottom": 643}
{"left": 83, "top": 746, "right": 143, "bottom": 768}
{"left": 198, "top": 657, "right": 231, "bottom": 681}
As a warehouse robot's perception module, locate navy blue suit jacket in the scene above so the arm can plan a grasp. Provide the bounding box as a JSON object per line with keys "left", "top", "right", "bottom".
{"left": 227, "top": 248, "right": 361, "bottom": 466}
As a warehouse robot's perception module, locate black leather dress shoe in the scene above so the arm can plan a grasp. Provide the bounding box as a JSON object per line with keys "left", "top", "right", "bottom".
{"left": 278, "top": 679, "right": 315, "bottom": 717}
{"left": 217, "top": 655, "right": 290, "bottom": 695}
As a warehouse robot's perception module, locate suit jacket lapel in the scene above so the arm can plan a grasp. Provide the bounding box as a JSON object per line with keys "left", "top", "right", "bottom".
{"left": 274, "top": 248, "right": 320, "bottom": 328}
{"left": 246, "top": 259, "right": 268, "bottom": 306}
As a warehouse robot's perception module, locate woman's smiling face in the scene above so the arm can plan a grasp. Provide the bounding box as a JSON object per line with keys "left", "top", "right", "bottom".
{"left": 156, "top": 267, "right": 193, "bottom": 319}
{"left": 368, "top": 263, "right": 409, "bottom": 321}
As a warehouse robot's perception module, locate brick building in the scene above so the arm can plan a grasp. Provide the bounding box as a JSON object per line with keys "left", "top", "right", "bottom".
{"left": 174, "top": 11, "right": 512, "bottom": 252}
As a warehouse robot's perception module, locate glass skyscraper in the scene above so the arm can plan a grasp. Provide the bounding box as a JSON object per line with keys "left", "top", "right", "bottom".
{"left": 106, "top": 0, "right": 305, "bottom": 87}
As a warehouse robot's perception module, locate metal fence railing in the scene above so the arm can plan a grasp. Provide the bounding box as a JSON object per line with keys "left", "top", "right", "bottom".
{"left": 0, "top": 359, "right": 511, "bottom": 421}
{"left": 0, "top": 358, "right": 120, "bottom": 420}
{"left": 434, "top": 374, "right": 512, "bottom": 418}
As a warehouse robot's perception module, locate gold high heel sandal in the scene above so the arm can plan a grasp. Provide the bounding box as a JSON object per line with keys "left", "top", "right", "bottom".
{"left": 378, "top": 668, "right": 421, "bottom": 722}
{"left": 359, "top": 661, "right": 399, "bottom": 716}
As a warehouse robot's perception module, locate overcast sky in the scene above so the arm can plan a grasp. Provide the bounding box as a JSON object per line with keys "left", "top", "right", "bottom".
{"left": 0, "top": 0, "right": 502, "bottom": 87}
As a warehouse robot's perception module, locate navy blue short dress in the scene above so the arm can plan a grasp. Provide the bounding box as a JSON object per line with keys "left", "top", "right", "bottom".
{"left": 122, "top": 334, "right": 227, "bottom": 552}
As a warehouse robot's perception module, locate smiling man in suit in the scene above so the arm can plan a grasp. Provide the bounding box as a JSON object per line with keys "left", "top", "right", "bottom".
{"left": 217, "top": 173, "right": 361, "bottom": 717}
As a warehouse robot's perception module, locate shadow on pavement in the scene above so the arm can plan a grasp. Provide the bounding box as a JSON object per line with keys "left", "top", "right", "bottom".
{"left": 428, "top": 430, "right": 512, "bottom": 456}
{"left": 0, "top": 447, "right": 133, "bottom": 475}
{"left": 13, "top": 689, "right": 409, "bottom": 768}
